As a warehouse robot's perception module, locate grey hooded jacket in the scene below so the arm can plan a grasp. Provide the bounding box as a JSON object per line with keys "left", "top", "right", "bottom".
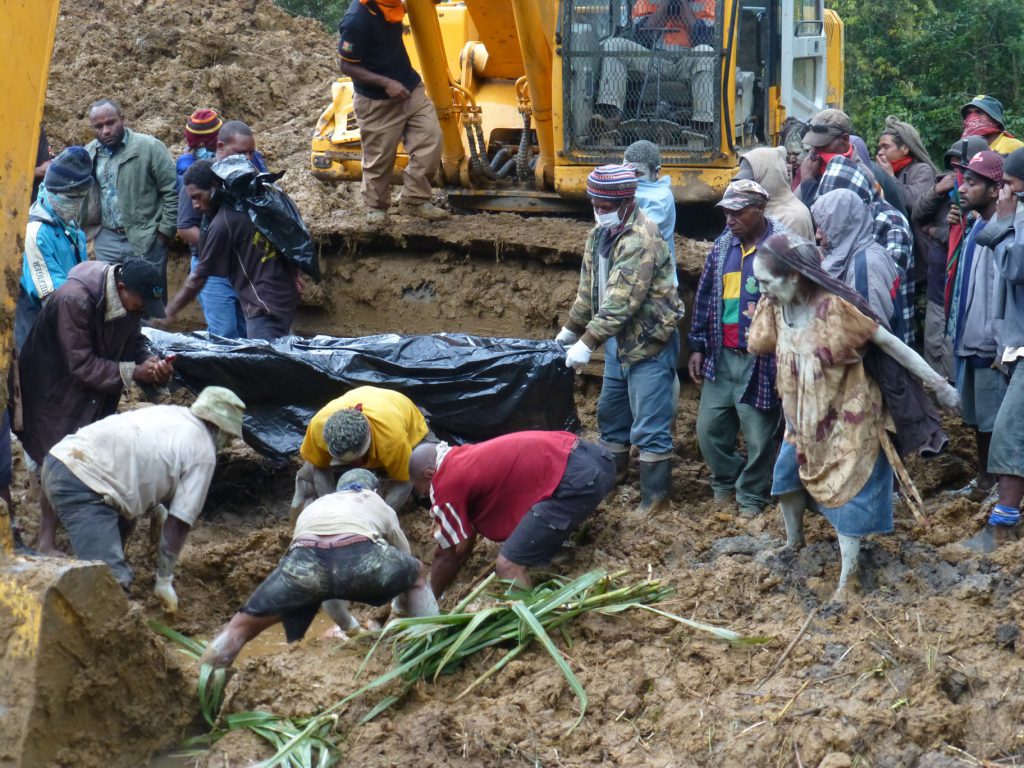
{"left": 812, "top": 189, "right": 898, "bottom": 328}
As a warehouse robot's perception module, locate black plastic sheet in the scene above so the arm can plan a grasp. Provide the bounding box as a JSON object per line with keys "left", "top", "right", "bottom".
{"left": 145, "top": 330, "right": 580, "bottom": 462}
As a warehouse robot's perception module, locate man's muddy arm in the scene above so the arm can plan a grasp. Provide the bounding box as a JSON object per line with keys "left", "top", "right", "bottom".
{"left": 429, "top": 535, "right": 477, "bottom": 598}
{"left": 871, "top": 325, "right": 959, "bottom": 410}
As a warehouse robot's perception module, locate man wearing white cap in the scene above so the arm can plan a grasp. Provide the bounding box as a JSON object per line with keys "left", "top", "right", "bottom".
{"left": 41, "top": 386, "right": 246, "bottom": 612}
{"left": 555, "top": 164, "right": 685, "bottom": 514}
{"left": 688, "top": 180, "right": 783, "bottom": 516}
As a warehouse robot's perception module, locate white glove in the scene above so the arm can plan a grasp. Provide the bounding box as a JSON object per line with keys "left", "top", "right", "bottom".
{"left": 555, "top": 326, "right": 579, "bottom": 346}
{"left": 935, "top": 380, "right": 961, "bottom": 413}
{"left": 154, "top": 575, "right": 179, "bottom": 613}
{"left": 565, "top": 340, "right": 592, "bottom": 372}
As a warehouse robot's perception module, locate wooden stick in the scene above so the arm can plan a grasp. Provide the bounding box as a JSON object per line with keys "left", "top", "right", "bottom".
{"left": 757, "top": 607, "right": 818, "bottom": 689}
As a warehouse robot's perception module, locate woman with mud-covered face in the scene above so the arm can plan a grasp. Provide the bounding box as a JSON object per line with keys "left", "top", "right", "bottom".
{"left": 747, "top": 233, "right": 959, "bottom": 600}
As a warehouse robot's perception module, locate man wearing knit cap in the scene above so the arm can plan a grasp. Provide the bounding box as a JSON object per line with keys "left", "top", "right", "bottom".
{"left": 947, "top": 150, "right": 1008, "bottom": 506}
{"left": 174, "top": 113, "right": 256, "bottom": 339}
{"left": 293, "top": 386, "right": 431, "bottom": 518}
{"left": 688, "top": 180, "right": 782, "bottom": 516}
{"left": 960, "top": 147, "right": 1024, "bottom": 550}
{"left": 623, "top": 140, "right": 677, "bottom": 283}
{"left": 338, "top": 0, "right": 446, "bottom": 222}
{"left": 555, "top": 164, "right": 685, "bottom": 514}
{"left": 15, "top": 147, "right": 92, "bottom": 353}
{"left": 177, "top": 108, "right": 223, "bottom": 181}
{"left": 961, "top": 96, "right": 1024, "bottom": 156}
{"left": 86, "top": 99, "right": 178, "bottom": 298}
{"left": 42, "top": 387, "right": 246, "bottom": 612}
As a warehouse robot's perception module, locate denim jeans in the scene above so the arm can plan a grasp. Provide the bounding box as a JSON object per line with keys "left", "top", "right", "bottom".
{"left": 42, "top": 455, "right": 133, "bottom": 587}
{"left": 190, "top": 255, "right": 246, "bottom": 338}
{"left": 597, "top": 332, "right": 679, "bottom": 457}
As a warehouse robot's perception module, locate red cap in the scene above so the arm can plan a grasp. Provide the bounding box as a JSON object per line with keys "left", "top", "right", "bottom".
{"left": 954, "top": 150, "right": 1005, "bottom": 183}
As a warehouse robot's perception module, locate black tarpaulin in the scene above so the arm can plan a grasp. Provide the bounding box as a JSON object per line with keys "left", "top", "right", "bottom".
{"left": 144, "top": 330, "right": 580, "bottom": 461}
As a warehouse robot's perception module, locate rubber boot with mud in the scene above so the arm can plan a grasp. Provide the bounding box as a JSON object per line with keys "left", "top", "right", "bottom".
{"left": 635, "top": 458, "right": 671, "bottom": 516}
{"left": 961, "top": 523, "right": 1019, "bottom": 553}
{"left": 612, "top": 451, "right": 630, "bottom": 485}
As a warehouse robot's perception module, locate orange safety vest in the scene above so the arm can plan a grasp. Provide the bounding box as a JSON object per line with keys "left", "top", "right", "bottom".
{"left": 632, "top": 0, "right": 691, "bottom": 48}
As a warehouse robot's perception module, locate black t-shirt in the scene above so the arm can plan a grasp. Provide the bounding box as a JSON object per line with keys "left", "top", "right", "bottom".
{"left": 194, "top": 206, "right": 299, "bottom": 320}
{"left": 337, "top": 1, "right": 421, "bottom": 100}
{"left": 177, "top": 187, "right": 202, "bottom": 260}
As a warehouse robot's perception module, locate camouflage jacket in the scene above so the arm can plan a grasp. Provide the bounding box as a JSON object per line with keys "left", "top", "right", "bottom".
{"left": 566, "top": 205, "right": 685, "bottom": 366}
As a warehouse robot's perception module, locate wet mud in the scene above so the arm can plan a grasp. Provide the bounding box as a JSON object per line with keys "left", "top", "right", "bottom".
{"left": 22, "top": 1, "right": 1024, "bottom": 765}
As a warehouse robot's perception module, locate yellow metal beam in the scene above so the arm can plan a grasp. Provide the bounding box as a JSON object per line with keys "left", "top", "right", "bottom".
{"left": 405, "top": 0, "right": 467, "bottom": 184}
{"left": 509, "top": 0, "right": 556, "bottom": 189}
{"left": 0, "top": 0, "right": 61, "bottom": 555}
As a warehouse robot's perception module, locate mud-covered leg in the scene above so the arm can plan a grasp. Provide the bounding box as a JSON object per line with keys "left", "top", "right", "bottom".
{"left": 778, "top": 490, "right": 807, "bottom": 549}
{"left": 201, "top": 613, "right": 281, "bottom": 669}
{"left": 390, "top": 575, "right": 440, "bottom": 620}
{"left": 834, "top": 534, "right": 861, "bottom": 600}
{"left": 322, "top": 599, "right": 360, "bottom": 632}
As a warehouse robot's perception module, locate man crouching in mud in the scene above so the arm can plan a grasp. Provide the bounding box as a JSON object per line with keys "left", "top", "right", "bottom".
{"left": 746, "top": 232, "right": 959, "bottom": 600}
{"left": 201, "top": 469, "right": 438, "bottom": 669}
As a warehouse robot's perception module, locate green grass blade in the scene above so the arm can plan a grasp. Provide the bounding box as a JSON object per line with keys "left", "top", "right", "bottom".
{"left": 452, "top": 571, "right": 498, "bottom": 613}
{"left": 431, "top": 606, "right": 502, "bottom": 682}
{"left": 627, "top": 604, "right": 774, "bottom": 644}
{"left": 454, "top": 643, "right": 529, "bottom": 701}
{"left": 511, "top": 601, "right": 588, "bottom": 733}
{"left": 148, "top": 620, "right": 206, "bottom": 658}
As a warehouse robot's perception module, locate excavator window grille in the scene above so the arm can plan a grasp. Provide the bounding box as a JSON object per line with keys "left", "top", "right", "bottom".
{"left": 562, "top": 0, "right": 723, "bottom": 163}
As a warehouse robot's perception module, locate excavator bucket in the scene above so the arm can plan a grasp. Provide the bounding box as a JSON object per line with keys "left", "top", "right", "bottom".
{"left": 0, "top": 555, "right": 191, "bottom": 767}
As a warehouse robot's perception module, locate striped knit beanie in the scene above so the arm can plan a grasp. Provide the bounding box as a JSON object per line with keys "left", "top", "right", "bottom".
{"left": 586, "top": 164, "right": 637, "bottom": 200}
{"left": 184, "top": 109, "right": 223, "bottom": 148}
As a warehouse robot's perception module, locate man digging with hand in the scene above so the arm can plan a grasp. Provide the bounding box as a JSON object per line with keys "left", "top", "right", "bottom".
{"left": 41, "top": 387, "right": 246, "bottom": 612}
{"left": 202, "top": 469, "right": 438, "bottom": 669}
{"left": 292, "top": 386, "right": 431, "bottom": 518}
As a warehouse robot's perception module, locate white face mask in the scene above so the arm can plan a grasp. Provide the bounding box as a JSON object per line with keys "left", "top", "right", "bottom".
{"left": 753, "top": 256, "right": 798, "bottom": 305}
{"left": 594, "top": 208, "right": 621, "bottom": 228}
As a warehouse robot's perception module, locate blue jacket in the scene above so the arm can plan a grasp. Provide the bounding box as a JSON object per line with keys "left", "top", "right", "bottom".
{"left": 20, "top": 190, "right": 88, "bottom": 305}
{"left": 635, "top": 176, "right": 676, "bottom": 267}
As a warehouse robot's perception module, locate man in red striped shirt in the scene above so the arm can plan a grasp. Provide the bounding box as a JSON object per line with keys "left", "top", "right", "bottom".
{"left": 409, "top": 431, "right": 616, "bottom": 595}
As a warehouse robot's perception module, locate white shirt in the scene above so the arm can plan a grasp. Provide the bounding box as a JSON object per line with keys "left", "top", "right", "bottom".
{"left": 293, "top": 489, "right": 411, "bottom": 553}
{"left": 51, "top": 405, "right": 216, "bottom": 525}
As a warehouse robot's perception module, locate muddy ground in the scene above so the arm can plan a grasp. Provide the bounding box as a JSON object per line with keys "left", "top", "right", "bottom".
{"left": 24, "top": 1, "right": 1024, "bottom": 766}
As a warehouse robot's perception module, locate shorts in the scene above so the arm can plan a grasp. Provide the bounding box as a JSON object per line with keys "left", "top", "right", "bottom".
{"left": 955, "top": 359, "right": 1008, "bottom": 431}
{"left": 771, "top": 440, "right": 894, "bottom": 537}
{"left": 989, "top": 362, "right": 1024, "bottom": 477}
{"left": 500, "top": 440, "right": 616, "bottom": 567}
{"left": 241, "top": 539, "right": 419, "bottom": 641}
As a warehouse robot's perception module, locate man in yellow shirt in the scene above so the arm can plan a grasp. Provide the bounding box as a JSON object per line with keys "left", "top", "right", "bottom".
{"left": 291, "top": 385, "right": 430, "bottom": 519}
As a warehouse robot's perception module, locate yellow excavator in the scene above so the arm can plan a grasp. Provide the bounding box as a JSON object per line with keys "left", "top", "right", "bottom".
{"left": 312, "top": 0, "right": 844, "bottom": 211}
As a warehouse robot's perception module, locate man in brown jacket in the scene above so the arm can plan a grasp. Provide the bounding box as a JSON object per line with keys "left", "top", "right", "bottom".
{"left": 14, "top": 259, "right": 173, "bottom": 554}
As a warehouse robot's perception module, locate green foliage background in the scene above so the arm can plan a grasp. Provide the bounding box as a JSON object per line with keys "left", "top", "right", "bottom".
{"left": 275, "top": 0, "right": 1024, "bottom": 160}
{"left": 828, "top": 0, "right": 1024, "bottom": 159}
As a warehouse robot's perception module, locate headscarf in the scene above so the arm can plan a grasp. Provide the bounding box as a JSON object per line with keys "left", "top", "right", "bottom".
{"left": 881, "top": 115, "right": 937, "bottom": 172}
{"left": 759, "top": 232, "right": 877, "bottom": 322}
{"left": 812, "top": 189, "right": 876, "bottom": 276}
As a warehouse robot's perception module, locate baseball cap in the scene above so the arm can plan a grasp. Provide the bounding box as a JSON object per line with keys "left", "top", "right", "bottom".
{"left": 960, "top": 95, "right": 1005, "bottom": 126}
{"left": 119, "top": 260, "right": 166, "bottom": 319}
{"left": 802, "top": 109, "right": 853, "bottom": 148}
{"left": 953, "top": 150, "right": 1005, "bottom": 184}
{"left": 716, "top": 179, "right": 770, "bottom": 211}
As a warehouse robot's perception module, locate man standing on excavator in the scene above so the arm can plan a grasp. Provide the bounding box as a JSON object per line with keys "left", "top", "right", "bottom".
{"left": 338, "top": 0, "right": 447, "bottom": 223}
